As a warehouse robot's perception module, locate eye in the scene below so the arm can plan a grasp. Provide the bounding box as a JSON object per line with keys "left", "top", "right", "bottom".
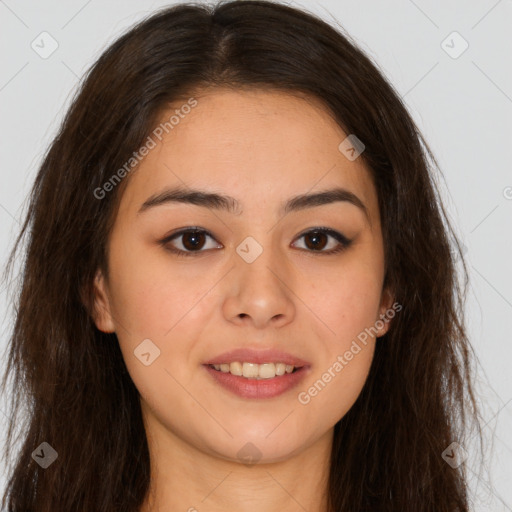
{"left": 292, "top": 227, "right": 352, "bottom": 255}
{"left": 160, "top": 228, "right": 221, "bottom": 258}
{"left": 159, "top": 226, "right": 352, "bottom": 258}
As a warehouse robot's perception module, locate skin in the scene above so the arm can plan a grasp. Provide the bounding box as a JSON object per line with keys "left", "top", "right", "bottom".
{"left": 91, "top": 88, "right": 394, "bottom": 512}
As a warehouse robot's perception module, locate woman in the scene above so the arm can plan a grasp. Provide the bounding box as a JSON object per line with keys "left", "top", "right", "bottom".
{"left": 1, "top": 1, "right": 485, "bottom": 510}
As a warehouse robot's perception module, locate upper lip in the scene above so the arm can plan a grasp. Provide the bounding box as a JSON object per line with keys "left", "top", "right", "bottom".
{"left": 203, "top": 348, "right": 310, "bottom": 367}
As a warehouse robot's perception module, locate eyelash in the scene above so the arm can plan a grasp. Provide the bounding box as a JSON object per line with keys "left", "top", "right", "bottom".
{"left": 159, "top": 226, "right": 353, "bottom": 258}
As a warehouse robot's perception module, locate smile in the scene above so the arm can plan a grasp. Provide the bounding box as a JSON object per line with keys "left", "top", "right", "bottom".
{"left": 209, "top": 361, "right": 300, "bottom": 379}
{"left": 203, "top": 363, "right": 309, "bottom": 399}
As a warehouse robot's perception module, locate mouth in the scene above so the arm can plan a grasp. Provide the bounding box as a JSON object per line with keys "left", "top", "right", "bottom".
{"left": 202, "top": 361, "right": 310, "bottom": 399}
{"left": 202, "top": 348, "right": 311, "bottom": 398}
{"left": 206, "top": 361, "right": 303, "bottom": 380}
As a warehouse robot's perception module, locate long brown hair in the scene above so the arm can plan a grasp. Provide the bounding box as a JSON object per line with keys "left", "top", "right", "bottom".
{"left": 1, "top": 1, "right": 485, "bottom": 510}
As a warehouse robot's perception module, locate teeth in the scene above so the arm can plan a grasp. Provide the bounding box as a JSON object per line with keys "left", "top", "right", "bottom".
{"left": 275, "top": 363, "right": 286, "bottom": 376}
{"left": 230, "top": 361, "right": 243, "bottom": 376}
{"left": 210, "top": 362, "right": 297, "bottom": 379}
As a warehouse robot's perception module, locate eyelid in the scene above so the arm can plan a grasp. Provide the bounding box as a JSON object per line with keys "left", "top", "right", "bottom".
{"left": 160, "top": 227, "right": 221, "bottom": 255}
{"left": 159, "top": 226, "right": 352, "bottom": 257}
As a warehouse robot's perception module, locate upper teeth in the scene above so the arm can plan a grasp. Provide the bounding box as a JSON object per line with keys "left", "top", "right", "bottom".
{"left": 211, "top": 362, "right": 296, "bottom": 379}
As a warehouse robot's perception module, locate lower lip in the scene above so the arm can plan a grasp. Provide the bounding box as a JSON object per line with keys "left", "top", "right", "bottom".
{"left": 203, "top": 364, "right": 310, "bottom": 399}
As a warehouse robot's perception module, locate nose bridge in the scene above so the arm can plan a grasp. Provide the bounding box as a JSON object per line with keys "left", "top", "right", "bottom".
{"left": 235, "top": 232, "right": 284, "bottom": 289}
{"left": 224, "top": 232, "right": 295, "bottom": 326}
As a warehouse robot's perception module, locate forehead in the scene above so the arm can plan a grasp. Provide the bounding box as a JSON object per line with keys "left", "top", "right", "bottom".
{"left": 117, "top": 88, "right": 378, "bottom": 222}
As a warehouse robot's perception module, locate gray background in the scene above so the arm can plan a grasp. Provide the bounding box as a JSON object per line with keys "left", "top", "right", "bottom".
{"left": 1, "top": 0, "right": 511, "bottom": 509}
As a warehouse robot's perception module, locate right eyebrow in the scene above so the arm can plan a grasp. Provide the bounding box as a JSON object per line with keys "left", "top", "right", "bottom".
{"left": 137, "top": 185, "right": 370, "bottom": 224}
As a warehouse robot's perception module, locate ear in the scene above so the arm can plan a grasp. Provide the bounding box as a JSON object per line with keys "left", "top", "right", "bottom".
{"left": 375, "top": 287, "right": 396, "bottom": 338}
{"left": 90, "top": 269, "right": 116, "bottom": 333}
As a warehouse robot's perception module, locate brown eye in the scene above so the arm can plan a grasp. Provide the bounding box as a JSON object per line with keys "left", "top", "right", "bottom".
{"left": 292, "top": 228, "right": 352, "bottom": 254}
{"left": 161, "top": 228, "right": 222, "bottom": 257}
{"left": 181, "top": 231, "right": 207, "bottom": 251}
{"left": 303, "top": 231, "right": 329, "bottom": 251}
{"left": 160, "top": 226, "right": 351, "bottom": 258}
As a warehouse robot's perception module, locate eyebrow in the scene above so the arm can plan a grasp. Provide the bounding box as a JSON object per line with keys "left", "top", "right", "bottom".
{"left": 137, "top": 185, "right": 370, "bottom": 223}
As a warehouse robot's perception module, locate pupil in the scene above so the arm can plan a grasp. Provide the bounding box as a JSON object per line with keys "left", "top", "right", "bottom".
{"left": 183, "top": 231, "right": 204, "bottom": 250}
{"left": 305, "top": 231, "right": 326, "bottom": 250}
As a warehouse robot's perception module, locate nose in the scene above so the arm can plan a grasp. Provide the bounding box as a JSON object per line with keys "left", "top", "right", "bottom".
{"left": 222, "top": 241, "right": 296, "bottom": 330}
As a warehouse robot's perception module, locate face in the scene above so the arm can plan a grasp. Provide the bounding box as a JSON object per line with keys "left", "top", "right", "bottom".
{"left": 92, "top": 88, "right": 394, "bottom": 464}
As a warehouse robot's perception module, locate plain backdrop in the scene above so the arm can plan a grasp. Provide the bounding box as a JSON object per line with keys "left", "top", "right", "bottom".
{"left": 1, "top": 0, "right": 511, "bottom": 509}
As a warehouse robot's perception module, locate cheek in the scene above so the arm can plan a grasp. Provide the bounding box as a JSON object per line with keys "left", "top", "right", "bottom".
{"left": 293, "top": 264, "right": 380, "bottom": 423}
{"left": 298, "top": 306, "right": 377, "bottom": 430}
{"left": 107, "top": 239, "right": 211, "bottom": 338}
{"left": 106, "top": 244, "right": 217, "bottom": 390}
{"left": 305, "top": 261, "right": 384, "bottom": 344}
{"left": 299, "top": 342, "right": 375, "bottom": 431}
{"left": 106, "top": 258, "right": 205, "bottom": 424}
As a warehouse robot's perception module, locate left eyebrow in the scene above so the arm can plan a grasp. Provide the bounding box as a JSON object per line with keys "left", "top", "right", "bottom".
{"left": 137, "top": 185, "right": 370, "bottom": 223}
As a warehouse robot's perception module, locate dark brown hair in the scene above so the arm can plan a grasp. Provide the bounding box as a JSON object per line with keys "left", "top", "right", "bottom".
{"left": 1, "top": 1, "right": 485, "bottom": 510}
